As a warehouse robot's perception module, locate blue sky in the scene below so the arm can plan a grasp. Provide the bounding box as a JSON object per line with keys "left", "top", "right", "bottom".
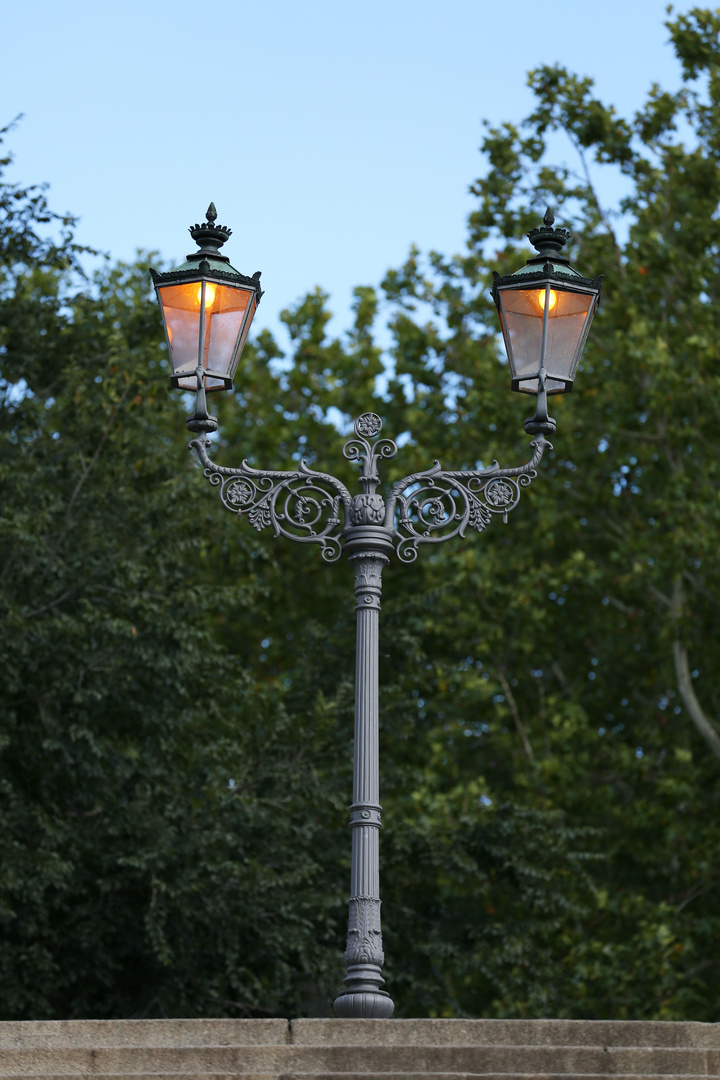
{"left": 3, "top": 1, "right": 697, "bottom": 344}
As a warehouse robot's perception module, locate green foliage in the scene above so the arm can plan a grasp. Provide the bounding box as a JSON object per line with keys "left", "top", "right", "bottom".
{"left": 1, "top": 6, "right": 720, "bottom": 1021}
{"left": 0, "top": 203, "right": 349, "bottom": 1017}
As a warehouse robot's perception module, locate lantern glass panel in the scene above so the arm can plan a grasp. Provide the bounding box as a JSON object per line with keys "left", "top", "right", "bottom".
{"left": 231, "top": 294, "right": 257, "bottom": 375}
{"left": 499, "top": 285, "right": 596, "bottom": 394}
{"left": 158, "top": 281, "right": 202, "bottom": 381}
{"left": 158, "top": 280, "right": 255, "bottom": 391}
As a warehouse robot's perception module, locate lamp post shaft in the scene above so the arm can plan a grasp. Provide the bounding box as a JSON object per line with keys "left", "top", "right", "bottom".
{"left": 334, "top": 533, "right": 395, "bottom": 1017}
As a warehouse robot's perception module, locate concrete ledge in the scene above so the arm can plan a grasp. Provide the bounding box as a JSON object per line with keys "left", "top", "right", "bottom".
{"left": 0, "top": 1075, "right": 714, "bottom": 1080}
{"left": 0, "top": 1045, "right": 715, "bottom": 1073}
{"left": 0, "top": 1021, "right": 290, "bottom": 1049}
{"left": 0, "top": 1018, "right": 716, "bottom": 1078}
{"left": 292, "top": 1019, "right": 720, "bottom": 1048}
{"left": 0, "top": 1019, "right": 717, "bottom": 1050}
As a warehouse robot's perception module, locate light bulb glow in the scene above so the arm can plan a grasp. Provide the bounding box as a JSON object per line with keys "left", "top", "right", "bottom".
{"left": 197, "top": 282, "right": 217, "bottom": 309}
{"left": 537, "top": 288, "right": 558, "bottom": 312}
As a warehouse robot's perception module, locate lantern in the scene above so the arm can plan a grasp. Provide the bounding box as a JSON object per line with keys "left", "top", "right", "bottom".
{"left": 492, "top": 209, "right": 603, "bottom": 398}
{"left": 150, "top": 203, "right": 262, "bottom": 395}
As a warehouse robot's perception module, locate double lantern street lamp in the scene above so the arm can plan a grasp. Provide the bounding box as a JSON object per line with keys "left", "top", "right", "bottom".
{"left": 150, "top": 204, "right": 602, "bottom": 1019}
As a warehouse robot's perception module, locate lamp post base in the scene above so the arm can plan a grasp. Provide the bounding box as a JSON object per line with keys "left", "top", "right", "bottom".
{"left": 333, "top": 990, "right": 395, "bottom": 1018}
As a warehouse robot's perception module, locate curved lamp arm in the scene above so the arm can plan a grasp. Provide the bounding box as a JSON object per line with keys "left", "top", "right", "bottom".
{"left": 384, "top": 434, "right": 551, "bottom": 564}
{"left": 188, "top": 414, "right": 550, "bottom": 566}
{"left": 189, "top": 433, "right": 353, "bottom": 564}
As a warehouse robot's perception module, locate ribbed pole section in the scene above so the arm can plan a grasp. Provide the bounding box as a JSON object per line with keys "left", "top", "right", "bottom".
{"left": 333, "top": 549, "right": 394, "bottom": 1019}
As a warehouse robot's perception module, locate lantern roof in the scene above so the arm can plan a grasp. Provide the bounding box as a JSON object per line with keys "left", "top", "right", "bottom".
{"left": 492, "top": 208, "right": 603, "bottom": 297}
{"left": 150, "top": 203, "right": 263, "bottom": 300}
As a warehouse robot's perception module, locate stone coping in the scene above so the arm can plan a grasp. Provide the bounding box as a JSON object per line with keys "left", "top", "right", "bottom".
{"left": 0, "top": 1019, "right": 716, "bottom": 1049}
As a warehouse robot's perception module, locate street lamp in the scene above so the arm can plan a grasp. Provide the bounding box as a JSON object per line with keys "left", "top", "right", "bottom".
{"left": 151, "top": 205, "right": 602, "bottom": 1019}
{"left": 150, "top": 203, "right": 263, "bottom": 432}
{"left": 492, "top": 207, "right": 603, "bottom": 435}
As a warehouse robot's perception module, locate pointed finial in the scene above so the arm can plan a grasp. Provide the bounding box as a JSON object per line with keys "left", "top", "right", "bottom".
{"left": 527, "top": 207, "right": 571, "bottom": 261}
{"left": 188, "top": 203, "right": 231, "bottom": 258}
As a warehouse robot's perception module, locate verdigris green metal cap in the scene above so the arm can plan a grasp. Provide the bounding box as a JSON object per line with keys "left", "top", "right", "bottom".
{"left": 172, "top": 202, "right": 244, "bottom": 277}
{"left": 491, "top": 208, "right": 603, "bottom": 298}
{"left": 150, "top": 203, "right": 263, "bottom": 298}
{"left": 512, "top": 207, "right": 584, "bottom": 280}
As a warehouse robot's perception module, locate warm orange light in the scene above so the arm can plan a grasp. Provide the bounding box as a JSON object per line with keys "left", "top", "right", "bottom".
{"left": 196, "top": 282, "right": 217, "bottom": 309}
{"left": 537, "top": 288, "right": 558, "bottom": 312}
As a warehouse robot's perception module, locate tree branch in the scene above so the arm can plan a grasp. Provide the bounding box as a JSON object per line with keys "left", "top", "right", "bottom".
{"left": 672, "top": 578, "right": 720, "bottom": 762}
{"left": 563, "top": 130, "right": 626, "bottom": 283}
{"left": 496, "top": 669, "right": 535, "bottom": 764}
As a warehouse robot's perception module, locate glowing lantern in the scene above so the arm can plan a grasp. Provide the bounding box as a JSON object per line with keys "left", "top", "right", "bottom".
{"left": 492, "top": 209, "right": 603, "bottom": 400}
{"left": 150, "top": 203, "right": 262, "bottom": 396}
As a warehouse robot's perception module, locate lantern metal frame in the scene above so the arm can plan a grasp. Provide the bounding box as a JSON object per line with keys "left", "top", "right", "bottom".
{"left": 494, "top": 276, "right": 602, "bottom": 395}
{"left": 151, "top": 265, "right": 263, "bottom": 393}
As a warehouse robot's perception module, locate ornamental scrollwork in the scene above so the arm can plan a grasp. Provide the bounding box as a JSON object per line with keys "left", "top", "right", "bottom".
{"left": 188, "top": 417, "right": 550, "bottom": 565}
{"left": 189, "top": 434, "right": 353, "bottom": 563}
{"left": 343, "top": 413, "right": 398, "bottom": 494}
{"left": 386, "top": 435, "right": 550, "bottom": 563}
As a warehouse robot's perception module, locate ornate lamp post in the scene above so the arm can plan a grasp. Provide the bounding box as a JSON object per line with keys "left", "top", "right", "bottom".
{"left": 151, "top": 205, "right": 602, "bottom": 1019}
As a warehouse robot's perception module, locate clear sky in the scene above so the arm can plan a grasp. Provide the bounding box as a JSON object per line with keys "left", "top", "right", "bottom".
{"left": 2, "top": 1, "right": 698, "bottom": 344}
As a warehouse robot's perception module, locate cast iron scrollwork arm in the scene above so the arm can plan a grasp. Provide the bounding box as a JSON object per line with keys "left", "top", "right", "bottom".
{"left": 189, "top": 433, "right": 353, "bottom": 563}
{"left": 385, "top": 434, "right": 551, "bottom": 563}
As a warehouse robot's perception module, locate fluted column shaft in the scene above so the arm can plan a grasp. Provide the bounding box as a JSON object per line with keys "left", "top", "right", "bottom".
{"left": 333, "top": 546, "right": 394, "bottom": 1018}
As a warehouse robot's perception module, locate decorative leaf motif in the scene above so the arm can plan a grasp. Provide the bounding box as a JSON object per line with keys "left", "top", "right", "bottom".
{"left": 467, "top": 495, "right": 492, "bottom": 532}
{"left": 248, "top": 500, "right": 272, "bottom": 532}
{"left": 293, "top": 496, "right": 311, "bottom": 523}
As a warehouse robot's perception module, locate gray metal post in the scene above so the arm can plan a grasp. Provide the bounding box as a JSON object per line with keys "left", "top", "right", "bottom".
{"left": 333, "top": 544, "right": 394, "bottom": 1018}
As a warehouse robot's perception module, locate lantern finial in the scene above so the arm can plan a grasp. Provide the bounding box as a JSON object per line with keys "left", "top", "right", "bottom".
{"left": 188, "top": 204, "right": 232, "bottom": 259}
{"left": 528, "top": 209, "right": 571, "bottom": 262}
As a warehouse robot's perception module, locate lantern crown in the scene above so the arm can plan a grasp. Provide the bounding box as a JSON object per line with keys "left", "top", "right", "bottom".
{"left": 188, "top": 202, "right": 233, "bottom": 263}
{"left": 526, "top": 207, "right": 572, "bottom": 263}
{"left": 492, "top": 207, "right": 604, "bottom": 295}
